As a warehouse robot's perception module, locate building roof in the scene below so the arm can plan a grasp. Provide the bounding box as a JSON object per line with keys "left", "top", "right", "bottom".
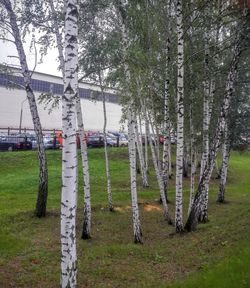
{"left": 0, "top": 65, "right": 119, "bottom": 104}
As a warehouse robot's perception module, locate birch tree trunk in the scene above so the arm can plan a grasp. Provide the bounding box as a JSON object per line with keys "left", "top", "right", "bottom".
{"left": 60, "top": 0, "right": 78, "bottom": 286}
{"left": 162, "top": 0, "right": 171, "bottom": 192}
{"left": 134, "top": 114, "right": 149, "bottom": 187}
{"left": 217, "top": 121, "right": 230, "bottom": 203}
{"left": 138, "top": 114, "right": 144, "bottom": 157}
{"left": 198, "top": 19, "right": 211, "bottom": 223}
{"left": 168, "top": 139, "right": 173, "bottom": 178}
{"left": 49, "top": 0, "right": 91, "bottom": 239}
{"left": 175, "top": 0, "right": 184, "bottom": 233}
{"left": 99, "top": 72, "right": 113, "bottom": 212}
{"left": 155, "top": 125, "right": 160, "bottom": 165}
{"left": 146, "top": 110, "right": 172, "bottom": 224}
{"left": 144, "top": 116, "right": 149, "bottom": 174}
{"left": 78, "top": 99, "right": 91, "bottom": 239}
{"left": 128, "top": 107, "right": 142, "bottom": 243}
{"left": 116, "top": 2, "right": 142, "bottom": 243}
{"left": 162, "top": 68, "right": 171, "bottom": 192}
{"left": 185, "top": 27, "right": 246, "bottom": 232}
{"left": 2, "top": 0, "right": 48, "bottom": 218}
{"left": 198, "top": 2, "right": 222, "bottom": 222}
{"left": 188, "top": 107, "right": 196, "bottom": 215}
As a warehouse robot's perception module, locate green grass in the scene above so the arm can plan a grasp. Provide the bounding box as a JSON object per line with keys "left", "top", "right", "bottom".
{"left": 0, "top": 148, "right": 249, "bottom": 287}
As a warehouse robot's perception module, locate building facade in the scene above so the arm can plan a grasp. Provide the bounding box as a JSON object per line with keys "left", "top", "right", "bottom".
{"left": 0, "top": 67, "right": 123, "bottom": 133}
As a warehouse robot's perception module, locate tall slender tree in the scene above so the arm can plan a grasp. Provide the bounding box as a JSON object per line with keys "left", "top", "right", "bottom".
{"left": 175, "top": 0, "right": 185, "bottom": 233}
{"left": 60, "top": 0, "right": 79, "bottom": 286}
{"left": 99, "top": 71, "right": 114, "bottom": 212}
{"left": 115, "top": 0, "right": 143, "bottom": 243}
{"left": 185, "top": 11, "right": 249, "bottom": 231}
{"left": 0, "top": 0, "right": 48, "bottom": 218}
{"left": 217, "top": 120, "right": 230, "bottom": 203}
{"left": 47, "top": 0, "right": 91, "bottom": 239}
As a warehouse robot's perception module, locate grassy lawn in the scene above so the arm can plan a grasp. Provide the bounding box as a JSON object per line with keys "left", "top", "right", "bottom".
{"left": 0, "top": 148, "right": 249, "bottom": 287}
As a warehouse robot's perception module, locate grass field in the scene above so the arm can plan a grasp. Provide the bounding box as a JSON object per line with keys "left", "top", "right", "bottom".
{"left": 0, "top": 148, "right": 249, "bottom": 287}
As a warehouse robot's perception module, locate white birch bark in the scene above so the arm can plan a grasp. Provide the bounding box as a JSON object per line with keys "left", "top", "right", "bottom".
{"left": 144, "top": 117, "right": 149, "bottom": 174}
{"left": 185, "top": 28, "right": 246, "bottom": 232}
{"left": 208, "top": 0, "right": 221, "bottom": 126}
{"left": 128, "top": 107, "right": 142, "bottom": 243}
{"left": 77, "top": 99, "right": 91, "bottom": 239}
{"left": 138, "top": 114, "right": 144, "bottom": 157}
{"left": 61, "top": 1, "right": 78, "bottom": 286}
{"left": 1, "top": 0, "right": 48, "bottom": 218}
{"left": 116, "top": 2, "right": 142, "bottom": 243}
{"left": 188, "top": 107, "right": 196, "bottom": 215}
{"left": 199, "top": 2, "right": 222, "bottom": 222}
{"left": 134, "top": 114, "right": 149, "bottom": 187}
{"left": 198, "top": 19, "right": 211, "bottom": 223}
{"left": 175, "top": 0, "right": 184, "bottom": 232}
{"left": 99, "top": 72, "right": 113, "bottom": 212}
{"left": 168, "top": 139, "right": 173, "bottom": 178}
{"left": 49, "top": 0, "right": 91, "bottom": 239}
{"left": 146, "top": 110, "right": 172, "bottom": 224}
{"left": 217, "top": 121, "right": 230, "bottom": 203}
{"left": 150, "top": 120, "right": 160, "bottom": 168}
{"left": 155, "top": 125, "right": 161, "bottom": 165}
{"left": 187, "top": 1, "right": 196, "bottom": 216}
{"left": 162, "top": 63, "right": 171, "bottom": 195}
{"left": 162, "top": 0, "right": 171, "bottom": 192}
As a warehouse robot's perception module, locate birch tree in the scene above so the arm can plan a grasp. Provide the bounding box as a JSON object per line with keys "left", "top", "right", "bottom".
{"left": 142, "top": 102, "right": 172, "bottom": 224}
{"left": 60, "top": 0, "right": 78, "bottom": 285}
{"left": 162, "top": 34, "right": 171, "bottom": 198}
{"left": 185, "top": 12, "right": 249, "bottom": 231}
{"left": 115, "top": 0, "right": 143, "bottom": 243}
{"left": 46, "top": 0, "right": 92, "bottom": 239}
{"left": 134, "top": 114, "right": 149, "bottom": 187}
{"left": 198, "top": 9, "right": 212, "bottom": 223}
{"left": 99, "top": 71, "right": 114, "bottom": 212}
{"left": 0, "top": 0, "right": 48, "bottom": 218}
{"left": 217, "top": 120, "right": 231, "bottom": 203}
{"left": 175, "top": 0, "right": 185, "bottom": 233}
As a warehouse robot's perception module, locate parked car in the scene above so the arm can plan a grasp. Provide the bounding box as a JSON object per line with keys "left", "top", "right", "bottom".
{"left": 27, "top": 135, "right": 38, "bottom": 149}
{"left": 119, "top": 136, "right": 128, "bottom": 147}
{"left": 106, "top": 136, "right": 117, "bottom": 147}
{"left": 87, "top": 135, "right": 104, "bottom": 148}
{"left": 87, "top": 135, "right": 117, "bottom": 148}
{"left": 13, "top": 133, "right": 38, "bottom": 149}
{"left": 43, "top": 137, "right": 60, "bottom": 149}
{"left": 0, "top": 135, "right": 32, "bottom": 151}
{"left": 107, "top": 132, "right": 128, "bottom": 147}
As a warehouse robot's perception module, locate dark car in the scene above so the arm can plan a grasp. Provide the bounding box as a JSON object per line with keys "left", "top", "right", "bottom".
{"left": 87, "top": 136, "right": 104, "bottom": 148}
{"left": 87, "top": 135, "right": 116, "bottom": 148}
{"left": 0, "top": 136, "right": 32, "bottom": 151}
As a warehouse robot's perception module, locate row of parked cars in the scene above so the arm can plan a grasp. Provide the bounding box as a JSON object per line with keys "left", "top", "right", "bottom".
{"left": 0, "top": 134, "right": 60, "bottom": 151}
{"left": 87, "top": 132, "right": 128, "bottom": 148}
{"left": 0, "top": 132, "right": 128, "bottom": 151}
{"left": 0, "top": 130, "right": 176, "bottom": 151}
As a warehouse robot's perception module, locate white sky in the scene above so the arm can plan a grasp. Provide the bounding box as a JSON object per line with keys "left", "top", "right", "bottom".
{"left": 0, "top": 36, "right": 61, "bottom": 76}
{"left": 0, "top": 37, "right": 125, "bottom": 132}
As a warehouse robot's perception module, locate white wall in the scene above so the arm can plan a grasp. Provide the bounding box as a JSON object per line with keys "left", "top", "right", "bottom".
{"left": 0, "top": 86, "right": 124, "bottom": 132}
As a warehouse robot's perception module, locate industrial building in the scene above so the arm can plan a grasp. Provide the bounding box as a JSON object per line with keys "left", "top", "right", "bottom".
{"left": 0, "top": 67, "right": 123, "bottom": 134}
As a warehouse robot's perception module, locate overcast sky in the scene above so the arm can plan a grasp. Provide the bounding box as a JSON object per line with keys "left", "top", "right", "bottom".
{"left": 0, "top": 36, "right": 61, "bottom": 77}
